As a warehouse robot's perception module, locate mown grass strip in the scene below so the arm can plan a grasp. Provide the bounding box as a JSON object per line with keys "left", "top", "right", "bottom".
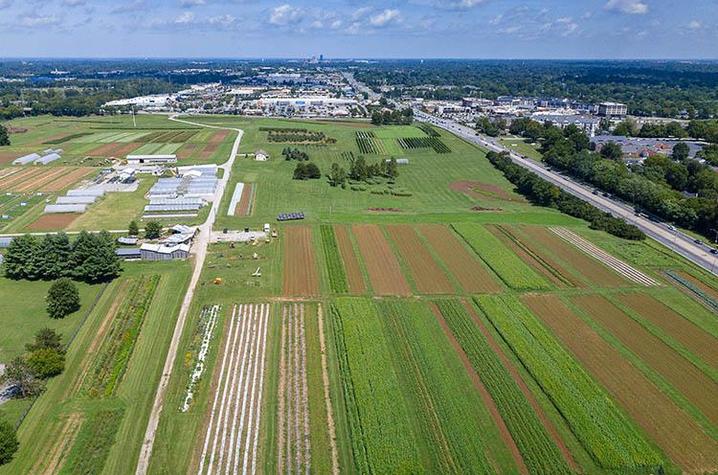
{"left": 475, "top": 294, "right": 662, "bottom": 471}
{"left": 59, "top": 408, "right": 124, "bottom": 475}
{"left": 453, "top": 223, "right": 550, "bottom": 290}
{"left": 330, "top": 298, "right": 421, "bottom": 473}
{"left": 435, "top": 299, "right": 572, "bottom": 475}
{"left": 320, "top": 225, "right": 348, "bottom": 293}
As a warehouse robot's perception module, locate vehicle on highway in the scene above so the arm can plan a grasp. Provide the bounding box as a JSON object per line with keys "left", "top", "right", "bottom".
{"left": 694, "top": 239, "right": 703, "bottom": 245}
{"left": 710, "top": 249, "right": 718, "bottom": 255}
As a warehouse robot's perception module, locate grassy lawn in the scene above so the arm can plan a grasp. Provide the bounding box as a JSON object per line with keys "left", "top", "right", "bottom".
{"left": 500, "top": 136, "right": 543, "bottom": 161}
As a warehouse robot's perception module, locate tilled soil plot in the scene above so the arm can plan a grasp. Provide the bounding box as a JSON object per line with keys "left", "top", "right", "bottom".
{"left": 386, "top": 224, "right": 454, "bottom": 294}
{"left": 573, "top": 294, "right": 718, "bottom": 426}
{"left": 27, "top": 213, "right": 79, "bottom": 231}
{"left": 283, "top": 226, "right": 320, "bottom": 297}
{"left": 43, "top": 167, "right": 95, "bottom": 192}
{"left": 524, "top": 294, "right": 718, "bottom": 474}
{"left": 353, "top": 224, "right": 411, "bottom": 296}
{"left": 333, "top": 225, "right": 366, "bottom": 294}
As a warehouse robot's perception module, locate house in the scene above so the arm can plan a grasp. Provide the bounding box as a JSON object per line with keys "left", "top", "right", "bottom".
{"left": 255, "top": 150, "right": 269, "bottom": 161}
{"left": 140, "top": 243, "right": 190, "bottom": 261}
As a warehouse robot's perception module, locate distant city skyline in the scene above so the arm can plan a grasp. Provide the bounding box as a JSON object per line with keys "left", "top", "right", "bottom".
{"left": 0, "top": 0, "right": 716, "bottom": 59}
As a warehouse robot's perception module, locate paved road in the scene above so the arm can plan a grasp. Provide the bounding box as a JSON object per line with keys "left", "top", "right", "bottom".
{"left": 135, "top": 115, "right": 244, "bottom": 475}
{"left": 414, "top": 111, "right": 718, "bottom": 276}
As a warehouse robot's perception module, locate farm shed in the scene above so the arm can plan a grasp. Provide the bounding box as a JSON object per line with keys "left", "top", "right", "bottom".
{"left": 161, "top": 233, "right": 194, "bottom": 245}
{"left": 13, "top": 153, "right": 41, "bottom": 165}
{"left": 140, "top": 243, "right": 190, "bottom": 261}
{"left": 171, "top": 224, "right": 197, "bottom": 235}
{"left": 35, "top": 153, "right": 61, "bottom": 165}
{"left": 255, "top": 150, "right": 269, "bottom": 161}
{"left": 116, "top": 248, "right": 141, "bottom": 260}
{"left": 386, "top": 158, "right": 409, "bottom": 165}
{"left": 44, "top": 204, "right": 87, "bottom": 214}
{"left": 56, "top": 195, "right": 98, "bottom": 205}
{"left": 126, "top": 154, "right": 177, "bottom": 165}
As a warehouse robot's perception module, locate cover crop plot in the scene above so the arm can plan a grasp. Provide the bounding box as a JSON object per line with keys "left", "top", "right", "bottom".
{"left": 329, "top": 298, "right": 422, "bottom": 474}
{"left": 524, "top": 294, "right": 718, "bottom": 473}
{"left": 453, "top": 223, "right": 549, "bottom": 290}
{"left": 197, "top": 303, "right": 270, "bottom": 475}
{"left": 434, "top": 300, "right": 574, "bottom": 475}
{"left": 477, "top": 294, "right": 662, "bottom": 471}
{"left": 320, "top": 224, "right": 348, "bottom": 293}
{"left": 333, "top": 225, "right": 366, "bottom": 294}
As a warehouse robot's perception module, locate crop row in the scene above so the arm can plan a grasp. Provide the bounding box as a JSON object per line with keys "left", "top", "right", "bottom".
{"left": 320, "top": 225, "right": 349, "bottom": 293}
{"left": 452, "top": 224, "right": 550, "bottom": 290}
{"left": 84, "top": 274, "right": 160, "bottom": 398}
{"left": 355, "top": 131, "right": 385, "bottom": 154}
{"left": 330, "top": 298, "right": 421, "bottom": 473}
{"left": 397, "top": 136, "right": 451, "bottom": 153}
{"left": 476, "top": 294, "right": 662, "bottom": 470}
{"left": 417, "top": 122, "right": 441, "bottom": 137}
{"left": 378, "top": 300, "right": 496, "bottom": 474}
{"left": 435, "top": 299, "right": 571, "bottom": 475}
{"left": 139, "top": 129, "right": 197, "bottom": 143}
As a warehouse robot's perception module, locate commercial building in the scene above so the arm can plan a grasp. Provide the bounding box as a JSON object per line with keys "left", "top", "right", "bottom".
{"left": 597, "top": 102, "right": 628, "bottom": 118}
{"left": 531, "top": 113, "right": 601, "bottom": 137}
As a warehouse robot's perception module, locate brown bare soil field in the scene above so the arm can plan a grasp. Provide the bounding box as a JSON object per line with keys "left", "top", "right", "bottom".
{"left": 522, "top": 225, "right": 626, "bottom": 287}
{"left": 449, "top": 180, "right": 521, "bottom": 202}
{"left": 0, "top": 167, "right": 20, "bottom": 178}
{"left": 333, "top": 225, "right": 365, "bottom": 294}
{"left": 353, "top": 224, "right": 411, "bottom": 296}
{"left": 429, "top": 303, "right": 529, "bottom": 475}
{"left": 386, "top": 225, "right": 455, "bottom": 294}
{"left": 573, "top": 294, "right": 718, "bottom": 426}
{"left": 112, "top": 142, "right": 141, "bottom": 157}
{"left": 200, "top": 130, "right": 231, "bottom": 159}
{"left": 283, "top": 226, "right": 320, "bottom": 297}
{"left": 492, "top": 225, "right": 583, "bottom": 288}
{"left": 16, "top": 167, "right": 71, "bottom": 192}
{"left": 0, "top": 167, "right": 45, "bottom": 190}
{"left": 27, "top": 213, "right": 78, "bottom": 231}
{"left": 177, "top": 143, "right": 199, "bottom": 159}
{"left": 418, "top": 224, "right": 501, "bottom": 294}
{"left": 619, "top": 293, "right": 718, "bottom": 370}
{"left": 0, "top": 152, "right": 18, "bottom": 164}
{"left": 236, "top": 183, "right": 254, "bottom": 217}
{"left": 43, "top": 167, "right": 95, "bottom": 192}
{"left": 458, "top": 301, "right": 579, "bottom": 471}
{"left": 87, "top": 142, "right": 122, "bottom": 156}
{"left": 524, "top": 294, "right": 718, "bottom": 473}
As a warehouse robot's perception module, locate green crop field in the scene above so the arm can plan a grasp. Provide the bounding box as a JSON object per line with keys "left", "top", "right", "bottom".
{"left": 2, "top": 114, "right": 717, "bottom": 475}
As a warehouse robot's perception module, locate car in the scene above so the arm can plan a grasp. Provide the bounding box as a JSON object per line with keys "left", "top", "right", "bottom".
{"left": 711, "top": 249, "right": 718, "bottom": 255}
{"left": 668, "top": 225, "right": 676, "bottom": 231}
{"left": 592, "top": 190, "right": 599, "bottom": 195}
{"left": 694, "top": 239, "right": 703, "bottom": 245}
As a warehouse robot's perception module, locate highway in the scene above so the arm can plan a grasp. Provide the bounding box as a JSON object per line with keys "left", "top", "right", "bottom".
{"left": 414, "top": 110, "right": 718, "bottom": 276}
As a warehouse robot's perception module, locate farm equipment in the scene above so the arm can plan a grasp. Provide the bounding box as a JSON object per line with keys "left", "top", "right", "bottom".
{"left": 251, "top": 267, "right": 262, "bottom": 277}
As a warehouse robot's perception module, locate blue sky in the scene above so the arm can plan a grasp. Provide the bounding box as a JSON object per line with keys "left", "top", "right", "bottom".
{"left": 0, "top": 0, "right": 716, "bottom": 58}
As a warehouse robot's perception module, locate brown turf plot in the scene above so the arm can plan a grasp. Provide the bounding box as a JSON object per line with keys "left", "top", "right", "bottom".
{"left": 618, "top": 293, "right": 718, "bottom": 370}
{"left": 15, "top": 167, "right": 71, "bottom": 192}
{"left": 353, "top": 224, "right": 411, "bottom": 296}
{"left": 333, "top": 225, "right": 366, "bottom": 294}
{"left": 0, "top": 152, "right": 19, "bottom": 164}
{"left": 200, "top": 130, "right": 231, "bottom": 159}
{"left": 493, "top": 225, "right": 584, "bottom": 288}
{"left": 27, "top": 213, "right": 78, "bottom": 231}
{"left": 43, "top": 167, "right": 95, "bottom": 192}
{"left": 386, "top": 225, "right": 455, "bottom": 294}
{"left": 236, "top": 183, "right": 254, "bottom": 217}
{"left": 418, "top": 224, "right": 501, "bottom": 294}
{"left": 522, "top": 225, "right": 627, "bottom": 287}
{"left": 572, "top": 294, "right": 718, "bottom": 427}
{"left": 449, "top": 180, "right": 522, "bottom": 202}
{"left": 523, "top": 294, "right": 718, "bottom": 473}
{"left": 283, "top": 225, "right": 320, "bottom": 297}
{"left": 177, "top": 143, "right": 199, "bottom": 160}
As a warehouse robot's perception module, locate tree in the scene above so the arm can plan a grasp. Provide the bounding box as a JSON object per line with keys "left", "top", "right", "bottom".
{"left": 0, "top": 357, "right": 43, "bottom": 398}
{"left": 2, "top": 235, "right": 40, "bottom": 280}
{"left": 26, "top": 328, "right": 64, "bottom": 354}
{"left": 70, "top": 231, "right": 120, "bottom": 283}
{"left": 145, "top": 221, "right": 162, "bottom": 240}
{"left": 349, "top": 156, "right": 369, "bottom": 181}
{"left": 327, "top": 163, "right": 347, "bottom": 187}
{"left": 128, "top": 220, "right": 139, "bottom": 236}
{"left": 0, "top": 417, "right": 18, "bottom": 466}
{"left": 672, "top": 142, "right": 689, "bottom": 161}
{"left": 600, "top": 141, "right": 623, "bottom": 160}
{"left": 385, "top": 157, "right": 398, "bottom": 180}
{"left": 37, "top": 233, "right": 72, "bottom": 280}
{"left": 26, "top": 348, "right": 65, "bottom": 379}
{"left": 0, "top": 124, "right": 9, "bottom": 147}
{"left": 46, "top": 278, "right": 80, "bottom": 319}
{"left": 613, "top": 119, "right": 639, "bottom": 137}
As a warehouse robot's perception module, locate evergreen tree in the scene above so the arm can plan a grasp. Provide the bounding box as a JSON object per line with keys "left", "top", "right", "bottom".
{"left": 3, "top": 235, "right": 39, "bottom": 280}
{"left": 0, "top": 417, "right": 18, "bottom": 466}
{"left": 128, "top": 220, "right": 139, "bottom": 236}
{"left": 37, "top": 233, "right": 72, "bottom": 280}
{"left": 349, "top": 156, "right": 369, "bottom": 181}
{"left": 26, "top": 348, "right": 65, "bottom": 379}
{"left": 0, "top": 124, "right": 10, "bottom": 147}
{"left": 145, "top": 221, "right": 162, "bottom": 240}
{"left": 25, "top": 328, "right": 64, "bottom": 354}
{"left": 46, "top": 278, "right": 80, "bottom": 319}
{"left": 385, "top": 157, "right": 398, "bottom": 179}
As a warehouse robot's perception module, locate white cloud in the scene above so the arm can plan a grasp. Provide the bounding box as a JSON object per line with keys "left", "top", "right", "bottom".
{"left": 269, "top": 4, "right": 303, "bottom": 26}
{"left": 604, "top": 0, "right": 648, "bottom": 15}
{"left": 174, "top": 11, "right": 195, "bottom": 24}
{"left": 63, "top": 0, "right": 86, "bottom": 6}
{"left": 449, "top": 0, "right": 487, "bottom": 8}
{"left": 180, "top": 0, "right": 205, "bottom": 7}
{"left": 19, "top": 14, "right": 61, "bottom": 27}
{"left": 208, "top": 14, "right": 236, "bottom": 27}
{"left": 688, "top": 20, "right": 702, "bottom": 30}
{"left": 369, "top": 9, "right": 400, "bottom": 27}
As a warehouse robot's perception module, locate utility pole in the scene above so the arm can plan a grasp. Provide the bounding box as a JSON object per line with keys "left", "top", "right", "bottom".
{"left": 132, "top": 106, "right": 137, "bottom": 128}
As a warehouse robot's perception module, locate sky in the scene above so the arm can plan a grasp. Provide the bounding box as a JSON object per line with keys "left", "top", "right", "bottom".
{"left": 0, "top": 0, "right": 716, "bottom": 59}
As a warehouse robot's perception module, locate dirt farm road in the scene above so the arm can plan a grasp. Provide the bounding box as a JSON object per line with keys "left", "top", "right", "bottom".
{"left": 135, "top": 115, "right": 244, "bottom": 475}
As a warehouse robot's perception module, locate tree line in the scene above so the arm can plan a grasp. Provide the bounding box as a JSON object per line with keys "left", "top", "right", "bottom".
{"left": 3, "top": 231, "right": 121, "bottom": 283}
{"left": 511, "top": 118, "right": 718, "bottom": 241}
{"left": 371, "top": 108, "right": 413, "bottom": 126}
